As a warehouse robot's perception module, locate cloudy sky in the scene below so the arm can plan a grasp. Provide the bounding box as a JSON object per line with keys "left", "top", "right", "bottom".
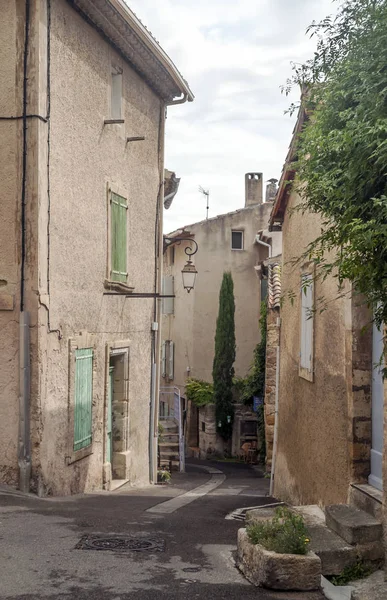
{"left": 127, "top": 0, "right": 336, "bottom": 232}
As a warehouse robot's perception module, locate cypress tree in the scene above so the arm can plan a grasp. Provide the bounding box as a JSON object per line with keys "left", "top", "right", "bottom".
{"left": 212, "top": 272, "right": 236, "bottom": 440}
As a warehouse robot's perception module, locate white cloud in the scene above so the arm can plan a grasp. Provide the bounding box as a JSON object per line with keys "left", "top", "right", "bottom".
{"left": 127, "top": 0, "right": 336, "bottom": 232}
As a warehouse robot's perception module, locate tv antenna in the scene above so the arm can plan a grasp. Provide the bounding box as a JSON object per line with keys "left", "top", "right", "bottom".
{"left": 199, "top": 186, "right": 210, "bottom": 220}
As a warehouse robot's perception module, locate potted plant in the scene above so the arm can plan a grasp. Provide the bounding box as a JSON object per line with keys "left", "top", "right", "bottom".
{"left": 157, "top": 467, "right": 171, "bottom": 485}
{"left": 237, "top": 507, "right": 321, "bottom": 590}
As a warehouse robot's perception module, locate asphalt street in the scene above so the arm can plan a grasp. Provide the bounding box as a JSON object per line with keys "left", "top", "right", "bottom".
{"left": 0, "top": 461, "right": 325, "bottom": 600}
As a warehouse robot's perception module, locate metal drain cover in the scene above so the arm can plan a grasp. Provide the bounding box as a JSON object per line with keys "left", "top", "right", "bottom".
{"left": 76, "top": 534, "right": 165, "bottom": 553}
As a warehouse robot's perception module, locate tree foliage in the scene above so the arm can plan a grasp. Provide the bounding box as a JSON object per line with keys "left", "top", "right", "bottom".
{"left": 185, "top": 378, "right": 214, "bottom": 407}
{"left": 284, "top": 0, "right": 387, "bottom": 336}
{"left": 213, "top": 272, "right": 236, "bottom": 440}
{"left": 242, "top": 301, "right": 268, "bottom": 404}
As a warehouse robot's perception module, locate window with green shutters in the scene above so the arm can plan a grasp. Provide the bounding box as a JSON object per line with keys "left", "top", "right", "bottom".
{"left": 74, "top": 348, "right": 93, "bottom": 452}
{"left": 110, "top": 192, "right": 128, "bottom": 282}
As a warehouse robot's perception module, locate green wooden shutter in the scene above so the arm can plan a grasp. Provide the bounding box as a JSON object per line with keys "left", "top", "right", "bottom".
{"left": 74, "top": 348, "right": 93, "bottom": 451}
{"left": 111, "top": 192, "right": 128, "bottom": 282}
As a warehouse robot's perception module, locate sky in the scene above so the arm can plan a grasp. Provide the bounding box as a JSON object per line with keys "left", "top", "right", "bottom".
{"left": 127, "top": 0, "right": 336, "bottom": 233}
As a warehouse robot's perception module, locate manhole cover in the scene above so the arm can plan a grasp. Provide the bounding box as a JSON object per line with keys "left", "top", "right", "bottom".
{"left": 76, "top": 534, "right": 165, "bottom": 553}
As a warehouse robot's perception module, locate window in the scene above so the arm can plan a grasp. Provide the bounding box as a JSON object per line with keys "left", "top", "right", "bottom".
{"left": 201, "top": 422, "right": 206, "bottom": 432}
{"left": 111, "top": 66, "right": 122, "bottom": 120}
{"left": 299, "top": 272, "right": 314, "bottom": 381}
{"left": 231, "top": 230, "right": 244, "bottom": 250}
{"left": 162, "top": 340, "right": 174, "bottom": 380}
{"left": 110, "top": 191, "right": 128, "bottom": 283}
{"left": 240, "top": 420, "right": 257, "bottom": 437}
{"left": 162, "top": 275, "right": 174, "bottom": 315}
{"left": 170, "top": 245, "right": 175, "bottom": 266}
{"left": 74, "top": 348, "right": 93, "bottom": 452}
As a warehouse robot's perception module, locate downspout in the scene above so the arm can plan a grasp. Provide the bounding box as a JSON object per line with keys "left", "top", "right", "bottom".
{"left": 149, "top": 102, "right": 166, "bottom": 484}
{"left": 19, "top": 0, "right": 31, "bottom": 493}
{"left": 270, "top": 317, "right": 281, "bottom": 497}
{"left": 256, "top": 237, "right": 272, "bottom": 259}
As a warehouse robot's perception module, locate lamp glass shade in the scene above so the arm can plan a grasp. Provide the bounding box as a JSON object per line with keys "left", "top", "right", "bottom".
{"left": 181, "top": 260, "right": 197, "bottom": 293}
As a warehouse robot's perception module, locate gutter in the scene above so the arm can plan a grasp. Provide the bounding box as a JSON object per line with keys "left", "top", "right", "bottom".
{"left": 110, "top": 0, "right": 194, "bottom": 102}
{"left": 255, "top": 234, "right": 272, "bottom": 259}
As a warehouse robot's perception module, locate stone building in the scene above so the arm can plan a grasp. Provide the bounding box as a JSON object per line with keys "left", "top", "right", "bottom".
{"left": 0, "top": 0, "right": 192, "bottom": 495}
{"left": 268, "top": 105, "right": 384, "bottom": 512}
{"left": 161, "top": 173, "right": 281, "bottom": 452}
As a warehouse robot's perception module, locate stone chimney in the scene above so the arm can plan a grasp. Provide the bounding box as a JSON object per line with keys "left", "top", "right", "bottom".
{"left": 265, "top": 178, "right": 278, "bottom": 203}
{"left": 245, "top": 172, "right": 263, "bottom": 207}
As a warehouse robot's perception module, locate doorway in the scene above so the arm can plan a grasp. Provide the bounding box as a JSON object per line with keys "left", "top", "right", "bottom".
{"left": 368, "top": 321, "right": 384, "bottom": 491}
{"left": 107, "top": 350, "right": 129, "bottom": 483}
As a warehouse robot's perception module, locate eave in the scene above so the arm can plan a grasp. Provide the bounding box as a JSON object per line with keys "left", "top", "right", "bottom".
{"left": 67, "top": 0, "right": 194, "bottom": 103}
{"left": 269, "top": 104, "right": 307, "bottom": 230}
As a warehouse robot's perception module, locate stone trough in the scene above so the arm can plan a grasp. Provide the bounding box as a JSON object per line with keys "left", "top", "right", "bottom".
{"left": 237, "top": 528, "right": 322, "bottom": 591}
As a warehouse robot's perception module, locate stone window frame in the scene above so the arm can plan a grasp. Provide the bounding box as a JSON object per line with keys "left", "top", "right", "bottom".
{"left": 67, "top": 333, "right": 98, "bottom": 465}
{"left": 104, "top": 340, "right": 130, "bottom": 466}
{"left": 231, "top": 229, "right": 244, "bottom": 251}
{"left": 299, "top": 262, "right": 315, "bottom": 383}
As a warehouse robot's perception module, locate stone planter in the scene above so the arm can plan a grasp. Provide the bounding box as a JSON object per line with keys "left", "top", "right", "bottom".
{"left": 237, "top": 528, "right": 322, "bottom": 591}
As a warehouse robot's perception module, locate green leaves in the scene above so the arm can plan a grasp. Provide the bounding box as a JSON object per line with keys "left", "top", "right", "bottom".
{"left": 288, "top": 0, "right": 387, "bottom": 335}
{"left": 247, "top": 507, "right": 310, "bottom": 555}
{"left": 185, "top": 378, "right": 214, "bottom": 407}
{"left": 213, "top": 272, "right": 236, "bottom": 440}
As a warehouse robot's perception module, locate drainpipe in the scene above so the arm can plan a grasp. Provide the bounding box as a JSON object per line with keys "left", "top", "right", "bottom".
{"left": 270, "top": 317, "right": 281, "bottom": 497}
{"left": 149, "top": 103, "right": 166, "bottom": 484}
{"left": 19, "top": 0, "right": 31, "bottom": 494}
{"left": 19, "top": 313, "right": 31, "bottom": 493}
{"left": 255, "top": 236, "right": 272, "bottom": 259}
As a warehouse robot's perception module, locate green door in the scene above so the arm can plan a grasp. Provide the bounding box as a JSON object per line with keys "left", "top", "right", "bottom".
{"left": 107, "top": 366, "right": 114, "bottom": 464}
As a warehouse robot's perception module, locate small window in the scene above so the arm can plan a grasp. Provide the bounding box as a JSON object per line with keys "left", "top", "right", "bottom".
{"left": 170, "top": 245, "right": 175, "bottom": 266}
{"left": 110, "top": 191, "right": 128, "bottom": 283}
{"left": 74, "top": 348, "right": 93, "bottom": 451}
{"left": 299, "top": 272, "right": 314, "bottom": 381}
{"left": 111, "top": 66, "right": 122, "bottom": 120}
{"left": 231, "top": 230, "right": 244, "bottom": 250}
{"left": 240, "top": 420, "right": 257, "bottom": 436}
{"left": 201, "top": 421, "right": 206, "bottom": 432}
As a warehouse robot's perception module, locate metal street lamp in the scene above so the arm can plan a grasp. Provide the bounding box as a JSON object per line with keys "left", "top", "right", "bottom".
{"left": 164, "top": 237, "right": 199, "bottom": 294}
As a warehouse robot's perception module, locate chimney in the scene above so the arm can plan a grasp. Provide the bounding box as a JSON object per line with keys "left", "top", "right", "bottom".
{"left": 265, "top": 178, "right": 278, "bottom": 203}
{"left": 245, "top": 172, "right": 263, "bottom": 207}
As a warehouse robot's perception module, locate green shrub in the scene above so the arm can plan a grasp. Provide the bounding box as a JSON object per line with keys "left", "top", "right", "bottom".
{"left": 247, "top": 507, "right": 310, "bottom": 555}
{"left": 330, "top": 562, "right": 372, "bottom": 587}
{"left": 185, "top": 378, "right": 214, "bottom": 407}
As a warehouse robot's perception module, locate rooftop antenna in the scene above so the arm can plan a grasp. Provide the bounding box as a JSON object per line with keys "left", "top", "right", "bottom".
{"left": 199, "top": 186, "right": 210, "bottom": 220}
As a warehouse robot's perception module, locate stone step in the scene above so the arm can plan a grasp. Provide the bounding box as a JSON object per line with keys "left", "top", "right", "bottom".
{"left": 307, "top": 525, "right": 357, "bottom": 576}
{"left": 325, "top": 504, "right": 382, "bottom": 545}
{"left": 159, "top": 442, "right": 179, "bottom": 448}
{"left": 159, "top": 452, "right": 180, "bottom": 460}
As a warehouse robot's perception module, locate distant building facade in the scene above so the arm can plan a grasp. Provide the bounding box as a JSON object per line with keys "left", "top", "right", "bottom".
{"left": 161, "top": 173, "right": 281, "bottom": 450}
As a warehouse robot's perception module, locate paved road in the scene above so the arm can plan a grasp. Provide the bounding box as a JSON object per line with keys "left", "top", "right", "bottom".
{"left": 0, "top": 461, "right": 325, "bottom": 599}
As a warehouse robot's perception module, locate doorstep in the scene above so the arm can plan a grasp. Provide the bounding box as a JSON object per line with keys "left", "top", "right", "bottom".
{"left": 110, "top": 479, "right": 129, "bottom": 492}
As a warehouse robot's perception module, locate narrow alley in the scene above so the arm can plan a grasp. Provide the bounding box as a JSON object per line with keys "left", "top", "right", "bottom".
{"left": 0, "top": 462, "right": 325, "bottom": 600}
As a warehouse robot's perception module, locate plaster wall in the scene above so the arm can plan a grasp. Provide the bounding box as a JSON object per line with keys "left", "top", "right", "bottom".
{"left": 162, "top": 202, "right": 278, "bottom": 409}
{"left": 33, "top": 0, "right": 162, "bottom": 495}
{"left": 274, "top": 190, "right": 353, "bottom": 506}
{"left": 0, "top": 1, "right": 22, "bottom": 486}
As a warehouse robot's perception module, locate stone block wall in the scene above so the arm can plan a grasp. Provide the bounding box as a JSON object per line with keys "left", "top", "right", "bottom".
{"left": 264, "top": 307, "right": 280, "bottom": 470}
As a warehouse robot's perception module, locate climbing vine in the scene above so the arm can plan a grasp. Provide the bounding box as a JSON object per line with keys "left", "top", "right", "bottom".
{"left": 283, "top": 0, "right": 387, "bottom": 349}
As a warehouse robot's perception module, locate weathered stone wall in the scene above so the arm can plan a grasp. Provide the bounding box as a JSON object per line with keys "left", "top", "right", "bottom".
{"left": 273, "top": 189, "right": 372, "bottom": 507}
{"left": 198, "top": 404, "right": 224, "bottom": 458}
{"left": 0, "top": 1, "right": 22, "bottom": 486}
{"left": 264, "top": 307, "right": 280, "bottom": 470}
